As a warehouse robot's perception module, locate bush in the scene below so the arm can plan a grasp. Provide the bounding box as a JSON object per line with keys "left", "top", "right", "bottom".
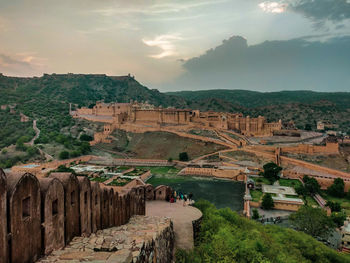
{"left": 326, "top": 201, "right": 341, "bottom": 212}
{"left": 59, "top": 151, "right": 69, "bottom": 160}
{"left": 179, "top": 152, "right": 189, "bottom": 161}
{"left": 303, "top": 175, "right": 320, "bottom": 195}
{"left": 80, "top": 134, "right": 93, "bottom": 141}
{"left": 261, "top": 193, "right": 274, "bottom": 210}
{"left": 252, "top": 208, "right": 260, "bottom": 219}
{"left": 262, "top": 162, "right": 282, "bottom": 183}
{"left": 327, "top": 178, "right": 345, "bottom": 198}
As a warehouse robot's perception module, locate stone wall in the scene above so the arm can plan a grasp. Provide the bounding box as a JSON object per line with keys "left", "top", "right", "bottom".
{"left": 37, "top": 216, "right": 175, "bottom": 263}
{"left": 0, "top": 168, "right": 169, "bottom": 263}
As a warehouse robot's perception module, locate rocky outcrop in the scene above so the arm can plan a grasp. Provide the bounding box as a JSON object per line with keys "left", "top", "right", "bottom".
{"left": 37, "top": 216, "right": 175, "bottom": 263}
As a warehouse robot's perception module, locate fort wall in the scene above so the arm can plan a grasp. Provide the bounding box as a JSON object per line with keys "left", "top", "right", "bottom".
{"left": 0, "top": 168, "right": 170, "bottom": 263}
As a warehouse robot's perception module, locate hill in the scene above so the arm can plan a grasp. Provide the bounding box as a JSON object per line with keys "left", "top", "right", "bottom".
{"left": 176, "top": 200, "right": 350, "bottom": 263}
{"left": 0, "top": 73, "right": 349, "bottom": 167}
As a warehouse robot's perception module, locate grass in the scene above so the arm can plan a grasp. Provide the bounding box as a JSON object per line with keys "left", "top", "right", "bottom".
{"left": 146, "top": 175, "right": 189, "bottom": 185}
{"left": 109, "top": 177, "right": 133, "bottom": 186}
{"left": 320, "top": 191, "right": 350, "bottom": 215}
{"left": 137, "top": 166, "right": 180, "bottom": 176}
{"left": 250, "top": 190, "right": 263, "bottom": 202}
{"left": 255, "top": 177, "right": 271, "bottom": 185}
{"left": 279, "top": 178, "right": 303, "bottom": 188}
{"left": 304, "top": 195, "right": 319, "bottom": 207}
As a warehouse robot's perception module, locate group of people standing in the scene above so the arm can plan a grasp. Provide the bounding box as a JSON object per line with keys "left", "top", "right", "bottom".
{"left": 169, "top": 190, "right": 193, "bottom": 206}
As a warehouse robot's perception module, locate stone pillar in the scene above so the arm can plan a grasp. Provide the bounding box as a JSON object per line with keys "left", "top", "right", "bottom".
{"left": 100, "top": 187, "right": 110, "bottom": 229}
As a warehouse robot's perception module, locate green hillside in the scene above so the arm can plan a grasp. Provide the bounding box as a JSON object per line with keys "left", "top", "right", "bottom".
{"left": 176, "top": 200, "right": 350, "bottom": 263}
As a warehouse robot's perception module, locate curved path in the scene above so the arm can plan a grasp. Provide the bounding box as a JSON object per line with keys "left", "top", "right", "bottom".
{"left": 146, "top": 200, "right": 202, "bottom": 250}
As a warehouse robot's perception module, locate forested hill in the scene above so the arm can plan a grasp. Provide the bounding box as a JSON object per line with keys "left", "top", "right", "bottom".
{"left": 0, "top": 73, "right": 186, "bottom": 108}
{"left": 166, "top": 89, "right": 350, "bottom": 109}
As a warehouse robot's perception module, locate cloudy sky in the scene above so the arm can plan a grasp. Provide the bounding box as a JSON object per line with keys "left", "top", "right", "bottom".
{"left": 0, "top": 0, "right": 349, "bottom": 91}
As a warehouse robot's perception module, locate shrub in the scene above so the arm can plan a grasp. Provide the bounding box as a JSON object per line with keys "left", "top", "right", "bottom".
{"left": 261, "top": 193, "right": 274, "bottom": 210}
{"left": 179, "top": 152, "right": 189, "bottom": 161}
{"left": 59, "top": 151, "right": 69, "bottom": 160}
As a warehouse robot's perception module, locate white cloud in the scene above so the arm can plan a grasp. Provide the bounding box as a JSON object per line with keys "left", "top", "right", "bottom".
{"left": 259, "top": 1, "right": 287, "bottom": 13}
{"left": 142, "top": 34, "right": 183, "bottom": 59}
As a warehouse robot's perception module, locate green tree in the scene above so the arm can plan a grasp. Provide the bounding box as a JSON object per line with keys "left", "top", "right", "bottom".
{"left": 326, "top": 201, "right": 341, "bottom": 212}
{"left": 304, "top": 124, "right": 312, "bottom": 131}
{"left": 331, "top": 211, "right": 346, "bottom": 227}
{"left": 327, "top": 178, "right": 345, "bottom": 198}
{"left": 303, "top": 175, "right": 320, "bottom": 195}
{"left": 262, "top": 162, "right": 282, "bottom": 183}
{"left": 59, "top": 151, "right": 69, "bottom": 160}
{"left": 252, "top": 208, "right": 260, "bottom": 219}
{"left": 179, "top": 152, "right": 189, "bottom": 161}
{"left": 261, "top": 193, "right": 274, "bottom": 210}
{"left": 289, "top": 206, "right": 334, "bottom": 239}
{"left": 80, "top": 134, "right": 93, "bottom": 141}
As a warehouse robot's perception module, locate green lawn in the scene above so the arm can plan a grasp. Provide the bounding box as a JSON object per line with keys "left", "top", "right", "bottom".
{"left": 137, "top": 166, "right": 180, "bottom": 176}
{"left": 279, "top": 178, "right": 303, "bottom": 188}
{"left": 250, "top": 190, "right": 263, "bottom": 202}
{"left": 255, "top": 177, "right": 271, "bottom": 185}
{"left": 304, "top": 195, "right": 319, "bottom": 207}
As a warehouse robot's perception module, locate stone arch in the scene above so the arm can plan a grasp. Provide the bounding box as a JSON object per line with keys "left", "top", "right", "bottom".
{"left": 49, "top": 173, "right": 80, "bottom": 244}
{"left": 154, "top": 185, "right": 171, "bottom": 201}
{"left": 38, "top": 178, "right": 65, "bottom": 255}
{"left": 100, "top": 187, "right": 110, "bottom": 229}
{"left": 77, "top": 176, "right": 91, "bottom": 236}
{"left": 0, "top": 169, "right": 7, "bottom": 263}
{"left": 7, "top": 172, "right": 41, "bottom": 263}
{"left": 90, "top": 182, "right": 101, "bottom": 232}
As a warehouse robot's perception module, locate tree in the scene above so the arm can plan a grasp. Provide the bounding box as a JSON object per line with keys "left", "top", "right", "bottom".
{"left": 326, "top": 201, "right": 341, "bottom": 212}
{"left": 179, "top": 152, "right": 189, "bottom": 161}
{"left": 303, "top": 175, "right": 320, "bottom": 195}
{"left": 331, "top": 211, "right": 346, "bottom": 227}
{"left": 262, "top": 162, "right": 282, "bottom": 184}
{"left": 289, "top": 206, "right": 334, "bottom": 239}
{"left": 304, "top": 124, "right": 312, "bottom": 131}
{"left": 327, "top": 178, "right": 345, "bottom": 198}
{"left": 252, "top": 208, "right": 260, "bottom": 219}
{"left": 261, "top": 193, "right": 274, "bottom": 210}
{"left": 59, "top": 151, "right": 69, "bottom": 160}
{"left": 168, "top": 157, "right": 173, "bottom": 162}
{"left": 80, "top": 134, "right": 93, "bottom": 142}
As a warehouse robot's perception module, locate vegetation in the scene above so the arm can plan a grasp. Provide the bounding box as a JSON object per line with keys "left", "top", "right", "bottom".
{"left": 176, "top": 200, "right": 350, "bottom": 263}
{"left": 261, "top": 193, "right": 274, "bottom": 210}
{"left": 179, "top": 152, "right": 189, "bottom": 162}
{"left": 262, "top": 162, "right": 282, "bottom": 183}
{"left": 252, "top": 208, "right": 260, "bottom": 219}
{"left": 289, "top": 206, "right": 334, "bottom": 239}
{"left": 303, "top": 175, "right": 320, "bottom": 195}
{"left": 327, "top": 178, "right": 345, "bottom": 198}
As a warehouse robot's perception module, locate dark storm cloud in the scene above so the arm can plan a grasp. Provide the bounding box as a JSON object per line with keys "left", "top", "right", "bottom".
{"left": 288, "top": 0, "right": 350, "bottom": 22}
{"left": 172, "top": 35, "right": 350, "bottom": 91}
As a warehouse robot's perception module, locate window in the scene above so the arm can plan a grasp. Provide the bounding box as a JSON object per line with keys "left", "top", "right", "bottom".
{"left": 159, "top": 191, "right": 162, "bottom": 195}
{"left": 22, "top": 197, "right": 31, "bottom": 219}
{"left": 84, "top": 192, "right": 87, "bottom": 205}
{"left": 52, "top": 199, "right": 58, "bottom": 216}
{"left": 71, "top": 191, "right": 76, "bottom": 206}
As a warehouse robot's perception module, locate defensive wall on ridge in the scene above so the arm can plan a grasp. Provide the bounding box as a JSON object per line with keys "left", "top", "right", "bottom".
{"left": 0, "top": 168, "right": 172, "bottom": 263}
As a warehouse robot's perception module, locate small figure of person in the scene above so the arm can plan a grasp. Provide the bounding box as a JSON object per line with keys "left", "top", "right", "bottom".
{"left": 189, "top": 193, "right": 193, "bottom": 202}
{"left": 183, "top": 196, "right": 187, "bottom": 206}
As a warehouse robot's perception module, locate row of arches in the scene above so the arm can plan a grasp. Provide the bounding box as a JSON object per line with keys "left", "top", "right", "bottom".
{"left": 0, "top": 170, "right": 148, "bottom": 263}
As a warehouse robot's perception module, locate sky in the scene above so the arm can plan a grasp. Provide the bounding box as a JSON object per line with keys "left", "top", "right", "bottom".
{"left": 0, "top": 0, "right": 349, "bottom": 92}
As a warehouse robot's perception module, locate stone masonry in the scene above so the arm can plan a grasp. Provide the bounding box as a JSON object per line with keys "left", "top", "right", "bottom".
{"left": 37, "top": 216, "right": 175, "bottom": 263}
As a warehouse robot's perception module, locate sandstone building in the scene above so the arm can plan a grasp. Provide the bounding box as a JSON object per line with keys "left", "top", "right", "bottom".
{"left": 72, "top": 101, "right": 282, "bottom": 144}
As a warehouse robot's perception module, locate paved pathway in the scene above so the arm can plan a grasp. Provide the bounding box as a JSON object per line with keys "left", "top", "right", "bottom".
{"left": 146, "top": 200, "right": 202, "bottom": 250}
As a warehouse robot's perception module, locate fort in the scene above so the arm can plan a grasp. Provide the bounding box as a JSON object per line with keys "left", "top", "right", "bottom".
{"left": 0, "top": 168, "right": 174, "bottom": 263}
{"left": 71, "top": 101, "right": 282, "bottom": 145}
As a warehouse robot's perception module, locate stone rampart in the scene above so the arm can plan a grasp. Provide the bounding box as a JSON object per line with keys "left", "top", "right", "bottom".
{"left": 0, "top": 168, "right": 169, "bottom": 263}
